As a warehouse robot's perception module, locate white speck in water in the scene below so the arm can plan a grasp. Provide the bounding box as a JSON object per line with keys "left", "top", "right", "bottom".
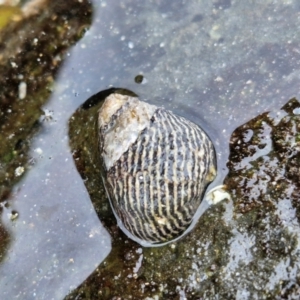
{"left": 42, "top": 109, "right": 54, "bottom": 121}
{"left": 128, "top": 41, "right": 134, "bottom": 49}
{"left": 120, "top": 35, "right": 126, "bottom": 41}
{"left": 18, "top": 82, "right": 27, "bottom": 99}
{"left": 34, "top": 148, "right": 43, "bottom": 155}
{"left": 136, "top": 247, "right": 143, "bottom": 254}
{"left": 293, "top": 107, "right": 300, "bottom": 115}
{"left": 214, "top": 76, "right": 224, "bottom": 82}
{"left": 142, "top": 77, "right": 148, "bottom": 84}
{"left": 11, "top": 62, "right": 18, "bottom": 68}
{"left": 15, "top": 166, "right": 25, "bottom": 177}
{"left": 33, "top": 38, "right": 38, "bottom": 45}
{"left": 8, "top": 211, "right": 19, "bottom": 221}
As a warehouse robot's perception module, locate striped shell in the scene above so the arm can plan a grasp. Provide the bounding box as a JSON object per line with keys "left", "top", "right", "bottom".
{"left": 98, "top": 93, "right": 216, "bottom": 246}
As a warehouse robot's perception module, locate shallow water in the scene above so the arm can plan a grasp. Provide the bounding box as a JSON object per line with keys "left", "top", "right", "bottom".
{"left": 64, "top": 0, "right": 300, "bottom": 182}
{"left": 1, "top": 0, "right": 300, "bottom": 299}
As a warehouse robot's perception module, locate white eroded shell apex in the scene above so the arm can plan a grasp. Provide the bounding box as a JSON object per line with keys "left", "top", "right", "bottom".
{"left": 98, "top": 93, "right": 157, "bottom": 170}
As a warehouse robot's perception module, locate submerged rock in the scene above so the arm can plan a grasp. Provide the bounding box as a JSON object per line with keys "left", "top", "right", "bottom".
{"left": 224, "top": 98, "right": 300, "bottom": 298}
{"left": 68, "top": 90, "right": 300, "bottom": 299}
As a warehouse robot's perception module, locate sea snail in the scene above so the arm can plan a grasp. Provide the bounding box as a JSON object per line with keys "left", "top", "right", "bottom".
{"left": 98, "top": 92, "right": 217, "bottom": 246}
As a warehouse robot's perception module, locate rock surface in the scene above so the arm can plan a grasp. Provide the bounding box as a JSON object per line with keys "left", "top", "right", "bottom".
{"left": 68, "top": 91, "right": 300, "bottom": 299}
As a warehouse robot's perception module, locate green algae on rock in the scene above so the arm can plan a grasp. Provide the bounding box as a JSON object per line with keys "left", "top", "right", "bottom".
{"left": 0, "top": 5, "right": 22, "bottom": 30}
{"left": 0, "top": 0, "right": 92, "bottom": 200}
{"left": 0, "top": 0, "right": 92, "bottom": 264}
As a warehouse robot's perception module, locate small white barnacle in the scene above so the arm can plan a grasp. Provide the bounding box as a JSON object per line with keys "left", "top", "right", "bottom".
{"left": 98, "top": 93, "right": 217, "bottom": 246}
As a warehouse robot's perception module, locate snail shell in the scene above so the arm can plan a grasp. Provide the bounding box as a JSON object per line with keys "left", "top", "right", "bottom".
{"left": 98, "top": 93, "right": 216, "bottom": 246}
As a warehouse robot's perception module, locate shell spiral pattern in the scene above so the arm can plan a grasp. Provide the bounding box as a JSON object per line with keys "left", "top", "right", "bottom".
{"left": 98, "top": 93, "right": 216, "bottom": 245}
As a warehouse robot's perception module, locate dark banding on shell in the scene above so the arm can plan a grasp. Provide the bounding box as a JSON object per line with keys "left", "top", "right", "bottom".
{"left": 98, "top": 93, "right": 216, "bottom": 246}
